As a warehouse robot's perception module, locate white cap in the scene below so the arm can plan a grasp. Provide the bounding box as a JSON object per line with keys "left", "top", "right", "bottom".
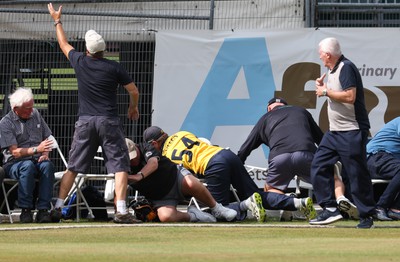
{"left": 85, "top": 29, "right": 106, "bottom": 54}
{"left": 125, "top": 138, "right": 138, "bottom": 160}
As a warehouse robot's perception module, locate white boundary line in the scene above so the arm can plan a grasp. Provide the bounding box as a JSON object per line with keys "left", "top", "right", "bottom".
{"left": 0, "top": 223, "right": 334, "bottom": 231}
{"left": 2, "top": 223, "right": 399, "bottom": 231}
{"left": 0, "top": 223, "right": 335, "bottom": 231}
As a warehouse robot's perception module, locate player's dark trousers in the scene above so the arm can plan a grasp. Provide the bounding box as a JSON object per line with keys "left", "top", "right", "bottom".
{"left": 367, "top": 151, "right": 400, "bottom": 209}
{"left": 311, "top": 130, "right": 376, "bottom": 218}
{"left": 205, "top": 149, "right": 296, "bottom": 210}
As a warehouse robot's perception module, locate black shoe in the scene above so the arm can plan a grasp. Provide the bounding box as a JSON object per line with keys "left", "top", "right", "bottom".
{"left": 20, "top": 208, "right": 33, "bottom": 223}
{"left": 374, "top": 207, "right": 392, "bottom": 221}
{"left": 387, "top": 209, "right": 400, "bottom": 220}
{"left": 357, "top": 216, "right": 374, "bottom": 229}
{"left": 35, "top": 209, "right": 52, "bottom": 223}
{"left": 50, "top": 207, "right": 62, "bottom": 223}
{"left": 309, "top": 208, "right": 343, "bottom": 225}
{"left": 113, "top": 212, "right": 142, "bottom": 224}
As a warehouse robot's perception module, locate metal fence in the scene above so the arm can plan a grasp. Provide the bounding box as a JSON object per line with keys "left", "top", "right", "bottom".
{"left": 0, "top": 0, "right": 399, "bottom": 174}
{"left": 315, "top": 0, "right": 400, "bottom": 27}
{"left": 0, "top": 0, "right": 308, "bottom": 173}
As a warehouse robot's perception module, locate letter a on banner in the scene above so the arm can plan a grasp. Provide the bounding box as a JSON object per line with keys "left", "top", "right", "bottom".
{"left": 181, "top": 37, "right": 276, "bottom": 138}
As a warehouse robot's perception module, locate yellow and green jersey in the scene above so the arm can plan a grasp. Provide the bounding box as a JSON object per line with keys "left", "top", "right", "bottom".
{"left": 161, "top": 131, "right": 223, "bottom": 175}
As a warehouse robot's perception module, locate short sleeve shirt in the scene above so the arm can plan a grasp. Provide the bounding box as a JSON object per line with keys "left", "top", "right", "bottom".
{"left": 0, "top": 109, "right": 52, "bottom": 165}
{"left": 367, "top": 117, "right": 400, "bottom": 158}
{"left": 326, "top": 56, "right": 370, "bottom": 131}
{"left": 131, "top": 142, "right": 178, "bottom": 200}
{"left": 68, "top": 50, "right": 133, "bottom": 117}
{"left": 161, "top": 131, "right": 223, "bottom": 175}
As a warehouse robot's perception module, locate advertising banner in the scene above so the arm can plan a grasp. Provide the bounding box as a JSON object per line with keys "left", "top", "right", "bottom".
{"left": 153, "top": 28, "right": 400, "bottom": 187}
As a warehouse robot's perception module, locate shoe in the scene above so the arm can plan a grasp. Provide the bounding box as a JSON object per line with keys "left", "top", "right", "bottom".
{"left": 309, "top": 208, "right": 343, "bottom": 225}
{"left": 357, "top": 216, "right": 374, "bottom": 229}
{"left": 248, "top": 192, "right": 266, "bottom": 222}
{"left": 20, "top": 208, "right": 33, "bottom": 223}
{"left": 35, "top": 209, "right": 52, "bottom": 223}
{"left": 338, "top": 198, "right": 359, "bottom": 220}
{"left": 299, "top": 197, "right": 317, "bottom": 220}
{"left": 227, "top": 202, "right": 247, "bottom": 221}
{"left": 374, "top": 207, "right": 392, "bottom": 221}
{"left": 187, "top": 206, "right": 217, "bottom": 223}
{"left": 388, "top": 209, "right": 400, "bottom": 220}
{"left": 211, "top": 203, "right": 237, "bottom": 222}
{"left": 50, "top": 207, "right": 62, "bottom": 223}
{"left": 114, "top": 212, "right": 142, "bottom": 224}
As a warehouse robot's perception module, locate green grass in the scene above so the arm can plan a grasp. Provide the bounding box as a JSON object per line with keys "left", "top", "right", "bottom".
{"left": 0, "top": 220, "right": 400, "bottom": 261}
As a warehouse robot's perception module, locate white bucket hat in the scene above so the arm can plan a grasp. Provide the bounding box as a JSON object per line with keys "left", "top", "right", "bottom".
{"left": 85, "top": 29, "right": 106, "bottom": 54}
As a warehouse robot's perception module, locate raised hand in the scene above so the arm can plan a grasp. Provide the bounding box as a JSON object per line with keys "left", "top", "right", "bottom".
{"left": 48, "top": 3, "right": 62, "bottom": 21}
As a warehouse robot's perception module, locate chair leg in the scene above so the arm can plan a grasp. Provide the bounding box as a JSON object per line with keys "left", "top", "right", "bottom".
{"left": 73, "top": 177, "right": 94, "bottom": 222}
{"left": 189, "top": 197, "right": 202, "bottom": 210}
{"left": 1, "top": 183, "right": 13, "bottom": 223}
{"left": 1, "top": 182, "right": 18, "bottom": 224}
{"left": 230, "top": 184, "right": 240, "bottom": 202}
{"left": 294, "top": 175, "right": 301, "bottom": 196}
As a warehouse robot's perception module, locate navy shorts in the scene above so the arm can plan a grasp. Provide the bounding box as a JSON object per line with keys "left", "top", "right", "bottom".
{"left": 67, "top": 116, "right": 130, "bottom": 174}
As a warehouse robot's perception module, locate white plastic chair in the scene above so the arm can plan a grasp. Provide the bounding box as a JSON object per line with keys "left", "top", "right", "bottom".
{"left": 51, "top": 136, "right": 113, "bottom": 222}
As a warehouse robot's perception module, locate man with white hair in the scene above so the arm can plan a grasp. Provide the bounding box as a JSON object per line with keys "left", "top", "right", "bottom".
{"left": 0, "top": 87, "right": 55, "bottom": 223}
{"left": 311, "top": 37, "right": 376, "bottom": 228}
{"left": 48, "top": 3, "right": 140, "bottom": 223}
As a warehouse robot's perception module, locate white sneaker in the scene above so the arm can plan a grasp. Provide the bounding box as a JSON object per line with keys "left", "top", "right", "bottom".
{"left": 187, "top": 206, "right": 217, "bottom": 223}
{"left": 211, "top": 203, "right": 237, "bottom": 222}
{"left": 338, "top": 197, "right": 359, "bottom": 220}
{"left": 248, "top": 192, "right": 266, "bottom": 222}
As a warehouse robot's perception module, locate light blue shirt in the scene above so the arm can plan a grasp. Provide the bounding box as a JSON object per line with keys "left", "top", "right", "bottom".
{"left": 366, "top": 117, "right": 400, "bottom": 159}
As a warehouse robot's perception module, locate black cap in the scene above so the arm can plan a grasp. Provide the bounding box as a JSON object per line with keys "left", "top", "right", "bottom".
{"left": 267, "top": 97, "right": 288, "bottom": 106}
{"left": 143, "top": 126, "right": 165, "bottom": 143}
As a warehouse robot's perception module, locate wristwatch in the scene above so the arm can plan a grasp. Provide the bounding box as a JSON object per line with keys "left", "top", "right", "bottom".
{"left": 33, "top": 147, "right": 38, "bottom": 154}
{"left": 322, "top": 89, "right": 327, "bottom": 96}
